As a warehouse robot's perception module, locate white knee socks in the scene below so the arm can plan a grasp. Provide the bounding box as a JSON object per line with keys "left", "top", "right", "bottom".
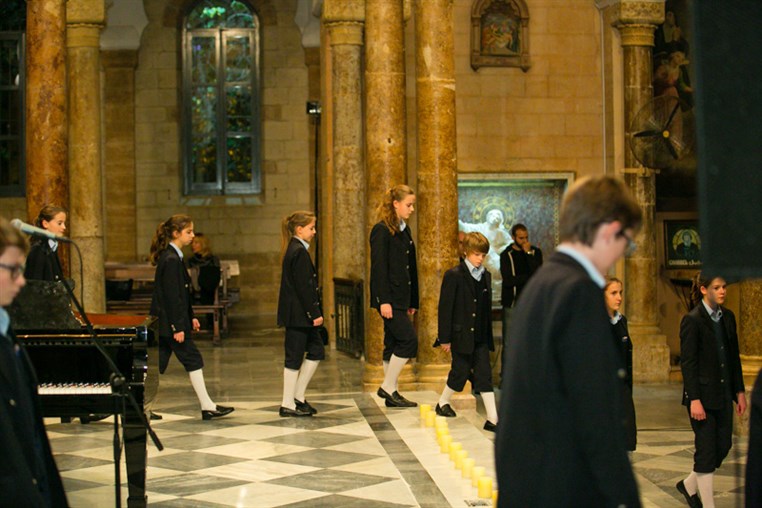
{"left": 282, "top": 368, "right": 299, "bottom": 409}
{"left": 294, "top": 360, "right": 320, "bottom": 402}
{"left": 696, "top": 472, "right": 714, "bottom": 508}
{"left": 189, "top": 369, "right": 216, "bottom": 411}
{"left": 439, "top": 385, "right": 456, "bottom": 407}
{"left": 381, "top": 354, "right": 408, "bottom": 394}
{"left": 684, "top": 471, "right": 698, "bottom": 495}
{"left": 481, "top": 391, "right": 498, "bottom": 424}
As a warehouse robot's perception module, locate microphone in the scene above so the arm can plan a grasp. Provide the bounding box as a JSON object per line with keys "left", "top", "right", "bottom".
{"left": 10, "top": 218, "right": 71, "bottom": 243}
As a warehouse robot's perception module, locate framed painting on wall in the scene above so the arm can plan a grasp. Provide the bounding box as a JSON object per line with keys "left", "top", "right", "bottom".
{"left": 458, "top": 172, "right": 574, "bottom": 306}
{"left": 471, "top": 0, "right": 531, "bottom": 71}
{"left": 664, "top": 219, "right": 701, "bottom": 269}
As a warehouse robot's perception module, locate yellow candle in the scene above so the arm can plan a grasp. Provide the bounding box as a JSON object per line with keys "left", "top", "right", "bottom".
{"left": 439, "top": 434, "right": 452, "bottom": 453}
{"left": 419, "top": 404, "right": 432, "bottom": 418}
{"left": 492, "top": 490, "right": 499, "bottom": 507}
{"left": 425, "top": 410, "right": 436, "bottom": 427}
{"left": 478, "top": 476, "right": 493, "bottom": 498}
{"left": 461, "top": 458, "right": 475, "bottom": 478}
{"left": 455, "top": 449, "right": 468, "bottom": 469}
{"left": 434, "top": 415, "right": 447, "bottom": 428}
{"left": 435, "top": 426, "right": 449, "bottom": 439}
{"left": 449, "top": 442, "right": 462, "bottom": 461}
{"left": 471, "top": 466, "right": 485, "bottom": 487}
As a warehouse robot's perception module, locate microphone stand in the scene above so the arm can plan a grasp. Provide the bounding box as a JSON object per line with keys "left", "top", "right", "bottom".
{"left": 62, "top": 240, "right": 163, "bottom": 508}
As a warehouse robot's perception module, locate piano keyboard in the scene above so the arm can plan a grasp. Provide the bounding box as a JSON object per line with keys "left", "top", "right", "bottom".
{"left": 38, "top": 383, "right": 113, "bottom": 395}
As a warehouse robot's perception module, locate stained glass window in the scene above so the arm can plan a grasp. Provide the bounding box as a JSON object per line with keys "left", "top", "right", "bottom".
{"left": 183, "top": 0, "right": 260, "bottom": 195}
{"left": 0, "top": 0, "right": 25, "bottom": 197}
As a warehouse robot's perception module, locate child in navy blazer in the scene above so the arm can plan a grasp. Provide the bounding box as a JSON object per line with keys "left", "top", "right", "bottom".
{"left": 277, "top": 211, "right": 324, "bottom": 417}
{"left": 435, "top": 232, "right": 498, "bottom": 431}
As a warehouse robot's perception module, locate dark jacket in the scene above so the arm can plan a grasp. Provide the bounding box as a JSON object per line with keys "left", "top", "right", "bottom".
{"left": 612, "top": 314, "right": 637, "bottom": 451}
{"left": 496, "top": 252, "right": 640, "bottom": 508}
{"left": 746, "top": 368, "right": 762, "bottom": 508}
{"left": 150, "top": 247, "right": 194, "bottom": 337}
{"left": 369, "top": 222, "right": 419, "bottom": 310}
{"left": 680, "top": 303, "right": 745, "bottom": 410}
{"left": 437, "top": 261, "right": 494, "bottom": 354}
{"left": 186, "top": 254, "right": 221, "bottom": 305}
{"left": 0, "top": 327, "right": 68, "bottom": 507}
{"left": 499, "top": 245, "right": 543, "bottom": 308}
{"left": 24, "top": 241, "right": 64, "bottom": 283}
{"left": 277, "top": 238, "right": 322, "bottom": 328}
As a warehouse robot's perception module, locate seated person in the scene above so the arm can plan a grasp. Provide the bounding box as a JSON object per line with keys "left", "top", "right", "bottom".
{"left": 186, "top": 233, "right": 221, "bottom": 305}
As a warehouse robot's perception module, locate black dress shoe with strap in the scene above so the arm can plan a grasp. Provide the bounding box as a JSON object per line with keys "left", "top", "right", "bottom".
{"left": 435, "top": 403, "right": 457, "bottom": 417}
{"left": 295, "top": 399, "right": 317, "bottom": 415}
{"left": 676, "top": 480, "right": 702, "bottom": 508}
{"left": 279, "top": 406, "right": 312, "bottom": 417}
{"left": 202, "top": 405, "right": 234, "bottom": 420}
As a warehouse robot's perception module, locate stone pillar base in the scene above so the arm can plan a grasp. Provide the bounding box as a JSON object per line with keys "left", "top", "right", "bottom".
{"left": 631, "top": 324, "right": 670, "bottom": 383}
{"left": 450, "top": 390, "right": 477, "bottom": 411}
{"left": 362, "top": 362, "right": 417, "bottom": 392}
{"left": 416, "top": 362, "right": 451, "bottom": 392}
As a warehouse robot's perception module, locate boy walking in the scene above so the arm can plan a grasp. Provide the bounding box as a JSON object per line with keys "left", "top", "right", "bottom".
{"left": 435, "top": 232, "right": 498, "bottom": 431}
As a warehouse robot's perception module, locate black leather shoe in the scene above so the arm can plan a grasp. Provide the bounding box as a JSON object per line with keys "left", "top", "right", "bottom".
{"left": 295, "top": 399, "right": 317, "bottom": 415}
{"left": 279, "top": 406, "right": 312, "bottom": 417}
{"left": 483, "top": 420, "right": 497, "bottom": 433}
{"left": 435, "top": 403, "right": 457, "bottom": 417}
{"left": 676, "top": 480, "right": 702, "bottom": 508}
{"left": 149, "top": 411, "right": 163, "bottom": 421}
{"left": 377, "top": 387, "right": 417, "bottom": 407}
{"left": 202, "top": 405, "right": 234, "bottom": 420}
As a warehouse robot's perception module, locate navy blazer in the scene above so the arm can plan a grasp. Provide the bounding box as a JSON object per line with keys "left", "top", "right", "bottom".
{"left": 277, "top": 238, "right": 322, "bottom": 328}
{"left": 680, "top": 303, "right": 745, "bottom": 410}
{"left": 150, "top": 247, "right": 194, "bottom": 337}
{"left": 0, "top": 327, "right": 68, "bottom": 507}
{"left": 496, "top": 252, "right": 640, "bottom": 507}
{"left": 369, "top": 222, "right": 419, "bottom": 310}
{"left": 437, "top": 261, "right": 494, "bottom": 354}
{"left": 24, "top": 241, "right": 64, "bottom": 283}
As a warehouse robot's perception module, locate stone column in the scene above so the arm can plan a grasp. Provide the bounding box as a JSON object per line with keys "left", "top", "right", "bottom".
{"left": 363, "top": 0, "right": 408, "bottom": 390}
{"left": 738, "top": 280, "right": 762, "bottom": 433}
{"left": 615, "top": 1, "right": 670, "bottom": 382}
{"left": 102, "top": 50, "right": 138, "bottom": 262}
{"left": 323, "top": 1, "right": 365, "bottom": 284}
{"left": 413, "top": 0, "right": 459, "bottom": 392}
{"left": 67, "top": 0, "right": 106, "bottom": 313}
{"left": 25, "top": 0, "right": 68, "bottom": 223}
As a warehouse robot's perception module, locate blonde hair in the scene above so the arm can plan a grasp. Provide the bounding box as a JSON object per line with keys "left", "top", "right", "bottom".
{"left": 192, "top": 232, "right": 213, "bottom": 257}
{"left": 281, "top": 211, "right": 316, "bottom": 256}
{"left": 604, "top": 276, "right": 622, "bottom": 291}
{"left": 377, "top": 184, "right": 415, "bottom": 235}
{"left": 149, "top": 214, "right": 193, "bottom": 265}
{"left": 463, "top": 232, "right": 489, "bottom": 256}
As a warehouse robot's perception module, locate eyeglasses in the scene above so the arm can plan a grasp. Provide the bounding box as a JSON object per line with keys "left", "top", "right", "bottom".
{"left": 0, "top": 263, "right": 25, "bottom": 281}
{"left": 617, "top": 230, "right": 637, "bottom": 256}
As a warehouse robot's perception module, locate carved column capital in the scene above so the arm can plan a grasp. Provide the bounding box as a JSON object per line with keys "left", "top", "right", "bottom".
{"left": 324, "top": 20, "right": 364, "bottom": 46}
{"left": 611, "top": 0, "right": 664, "bottom": 25}
{"left": 616, "top": 23, "right": 657, "bottom": 47}
{"left": 322, "top": 0, "right": 365, "bottom": 23}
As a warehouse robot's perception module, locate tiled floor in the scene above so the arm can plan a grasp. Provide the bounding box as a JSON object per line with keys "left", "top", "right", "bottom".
{"left": 45, "top": 318, "right": 748, "bottom": 507}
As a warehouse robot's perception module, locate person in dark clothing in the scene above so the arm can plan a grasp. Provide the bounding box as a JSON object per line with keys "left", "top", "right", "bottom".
{"left": 23, "top": 205, "right": 67, "bottom": 283}
{"left": 676, "top": 273, "right": 746, "bottom": 508}
{"left": 746, "top": 368, "right": 762, "bottom": 508}
{"left": 0, "top": 217, "right": 68, "bottom": 507}
{"left": 495, "top": 176, "right": 642, "bottom": 508}
{"left": 604, "top": 276, "right": 637, "bottom": 451}
{"left": 435, "top": 232, "right": 498, "bottom": 432}
{"left": 186, "top": 232, "right": 221, "bottom": 305}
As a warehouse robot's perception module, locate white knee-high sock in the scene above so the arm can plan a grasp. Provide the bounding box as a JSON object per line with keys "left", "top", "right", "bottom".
{"left": 282, "top": 368, "right": 299, "bottom": 409}
{"left": 383, "top": 360, "right": 397, "bottom": 390}
{"left": 294, "top": 360, "right": 320, "bottom": 402}
{"left": 189, "top": 369, "right": 216, "bottom": 411}
{"left": 381, "top": 354, "right": 408, "bottom": 393}
{"left": 481, "top": 391, "right": 498, "bottom": 424}
{"left": 684, "top": 471, "right": 698, "bottom": 495}
{"left": 696, "top": 472, "right": 714, "bottom": 507}
{"left": 439, "top": 385, "right": 456, "bottom": 407}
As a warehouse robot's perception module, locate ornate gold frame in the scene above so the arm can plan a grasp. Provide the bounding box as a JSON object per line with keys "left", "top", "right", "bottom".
{"left": 470, "top": 0, "right": 530, "bottom": 71}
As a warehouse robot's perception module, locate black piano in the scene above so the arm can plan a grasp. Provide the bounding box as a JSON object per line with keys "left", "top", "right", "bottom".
{"left": 11, "top": 280, "right": 156, "bottom": 508}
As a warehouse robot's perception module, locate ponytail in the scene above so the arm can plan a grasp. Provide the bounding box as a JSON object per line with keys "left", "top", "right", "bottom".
{"left": 149, "top": 214, "right": 193, "bottom": 265}
{"left": 689, "top": 271, "right": 716, "bottom": 309}
{"left": 281, "top": 211, "right": 316, "bottom": 258}
{"left": 376, "top": 184, "right": 415, "bottom": 235}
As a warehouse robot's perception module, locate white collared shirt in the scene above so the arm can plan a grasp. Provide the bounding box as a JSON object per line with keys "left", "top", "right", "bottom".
{"left": 0, "top": 307, "right": 9, "bottom": 338}
{"left": 48, "top": 239, "right": 58, "bottom": 252}
{"left": 702, "top": 300, "right": 723, "bottom": 322}
{"left": 399, "top": 220, "right": 407, "bottom": 232}
{"left": 294, "top": 236, "right": 310, "bottom": 250}
{"left": 170, "top": 242, "right": 184, "bottom": 259}
{"left": 464, "top": 258, "right": 485, "bottom": 281}
{"left": 556, "top": 245, "right": 606, "bottom": 288}
{"left": 610, "top": 311, "right": 623, "bottom": 325}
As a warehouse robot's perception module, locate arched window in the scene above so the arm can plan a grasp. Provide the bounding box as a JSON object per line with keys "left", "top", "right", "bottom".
{"left": 0, "top": 0, "right": 26, "bottom": 197}
{"left": 183, "top": 0, "right": 260, "bottom": 195}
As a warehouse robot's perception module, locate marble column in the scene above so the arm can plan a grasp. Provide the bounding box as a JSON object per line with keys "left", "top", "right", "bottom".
{"left": 67, "top": 0, "right": 106, "bottom": 313}
{"left": 738, "top": 280, "right": 762, "bottom": 433}
{"left": 413, "top": 0, "right": 459, "bottom": 392}
{"left": 362, "top": 0, "right": 408, "bottom": 390}
{"left": 102, "top": 50, "right": 138, "bottom": 262}
{"left": 25, "top": 0, "right": 68, "bottom": 224}
{"left": 616, "top": 2, "right": 670, "bottom": 382}
{"left": 323, "top": 2, "right": 365, "bottom": 285}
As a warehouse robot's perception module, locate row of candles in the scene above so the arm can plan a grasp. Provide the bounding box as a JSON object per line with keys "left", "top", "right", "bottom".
{"left": 419, "top": 403, "right": 498, "bottom": 505}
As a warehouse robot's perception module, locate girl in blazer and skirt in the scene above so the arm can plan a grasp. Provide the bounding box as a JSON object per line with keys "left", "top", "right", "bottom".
{"left": 676, "top": 273, "right": 746, "bottom": 508}
{"left": 277, "top": 211, "right": 324, "bottom": 417}
{"left": 149, "top": 215, "right": 233, "bottom": 421}
{"left": 23, "top": 205, "right": 67, "bottom": 283}
{"left": 370, "top": 184, "right": 418, "bottom": 408}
